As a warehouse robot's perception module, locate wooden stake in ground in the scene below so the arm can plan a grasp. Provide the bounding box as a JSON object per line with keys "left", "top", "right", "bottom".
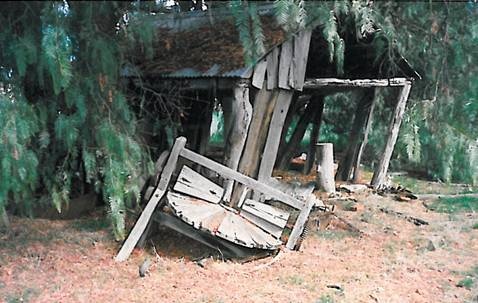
{"left": 316, "top": 143, "right": 336, "bottom": 193}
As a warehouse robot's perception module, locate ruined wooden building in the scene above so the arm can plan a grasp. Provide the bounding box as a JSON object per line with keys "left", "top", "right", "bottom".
{"left": 116, "top": 6, "right": 420, "bottom": 261}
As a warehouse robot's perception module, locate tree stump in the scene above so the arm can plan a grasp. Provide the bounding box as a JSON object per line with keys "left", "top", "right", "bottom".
{"left": 316, "top": 143, "right": 335, "bottom": 193}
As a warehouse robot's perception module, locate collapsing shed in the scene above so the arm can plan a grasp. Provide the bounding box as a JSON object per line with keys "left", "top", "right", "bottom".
{"left": 117, "top": 5, "right": 419, "bottom": 260}
{"left": 126, "top": 4, "right": 419, "bottom": 190}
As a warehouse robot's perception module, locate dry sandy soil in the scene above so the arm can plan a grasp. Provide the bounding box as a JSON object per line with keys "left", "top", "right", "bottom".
{"left": 1, "top": 180, "right": 477, "bottom": 303}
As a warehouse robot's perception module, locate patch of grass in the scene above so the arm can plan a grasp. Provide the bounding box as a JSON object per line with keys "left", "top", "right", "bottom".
{"left": 316, "top": 294, "right": 335, "bottom": 303}
{"left": 430, "top": 196, "right": 478, "bottom": 213}
{"left": 392, "top": 175, "right": 477, "bottom": 195}
{"left": 70, "top": 217, "right": 110, "bottom": 232}
{"left": 472, "top": 222, "right": 478, "bottom": 230}
{"left": 5, "top": 288, "right": 39, "bottom": 303}
{"left": 456, "top": 265, "right": 478, "bottom": 290}
{"left": 457, "top": 277, "right": 474, "bottom": 290}
{"left": 315, "top": 230, "right": 358, "bottom": 240}
{"left": 281, "top": 275, "right": 304, "bottom": 286}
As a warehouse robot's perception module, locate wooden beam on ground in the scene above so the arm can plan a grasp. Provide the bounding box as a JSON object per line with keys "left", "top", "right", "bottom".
{"left": 303, "top": 78, "right": 411, "bottom": 89}
{"left": 371, "top": 83, "right": 412, "bottom": 188}
{"left": 115, "top": 137, "right": 186, "bottom": 262}
{"left": 257, "top": 90, "right": 294, "bottom": 183}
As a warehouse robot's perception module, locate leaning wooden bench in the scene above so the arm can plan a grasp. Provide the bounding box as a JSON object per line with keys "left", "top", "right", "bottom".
{"left": 115, "top": 137, "right": 320, "bottom": 262}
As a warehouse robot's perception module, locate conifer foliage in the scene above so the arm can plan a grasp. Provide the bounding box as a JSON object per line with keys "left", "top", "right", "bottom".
{"left": 0, "top": 2, "right": 155, "bottom": 239}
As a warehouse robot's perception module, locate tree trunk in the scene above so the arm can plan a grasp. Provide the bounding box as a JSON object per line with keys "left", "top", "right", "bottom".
{"left": 303, "top": 95, "right": 325, "bottom": 174}
{"left": 336, "top": 89, "right": 375, "bottom": 181}
{"left": 277, "top": 99, "right": 321, "bottom": 170}
{"left": 1, "top": 206, "right": 9, "bottom": 230}
{"left": 316, "top": 143, "right": 336, "bottom": 193}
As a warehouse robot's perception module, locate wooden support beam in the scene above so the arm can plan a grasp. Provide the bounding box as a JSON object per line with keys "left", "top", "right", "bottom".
{"left": 371, "top": 83, "right": 412, "bottom": 188}
{"left": 336, "top": 89, "right": 375, "bottom": 181}
{"left": 303, "top": 95, "right": 325, "bottom": 174}
{"left": 223, "top": 80, "right": 252, "bottom": 202}
{"left": 115, "top": 137, "right": 186, "bottom": 262}
{"left": 257, "top": 90, "right": 294, "bottom": 183}
{"left": 303, "top": 78, "right": 411, "bottom": 89}
{"left": 352, "top": 89, "right": 377, "bottom": 183}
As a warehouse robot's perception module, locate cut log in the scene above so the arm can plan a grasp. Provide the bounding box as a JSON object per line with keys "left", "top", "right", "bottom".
{"left": 115, "top": 137, "right": 186, "bottom": 262}
{"left": 316, "top": 143, "right": 336, "bottom": 193}
{"left": 371, "top": 83, "right": 412, "bottom": 188}
{"left": 173, "top": 165, "right": 224, "bottom": 203}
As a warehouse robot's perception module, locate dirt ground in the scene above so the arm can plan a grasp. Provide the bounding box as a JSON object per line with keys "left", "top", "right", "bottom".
{"left": 1, "top": 178, "right": 478, "bottom": 303}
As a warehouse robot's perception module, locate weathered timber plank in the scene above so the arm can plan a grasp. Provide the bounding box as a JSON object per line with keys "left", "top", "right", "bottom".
{"left": 303, "top": 78, "right": 411, "bottom": 88}
{"left": 371, "top": 83, "right": 412, "bottom": 188}
{"left": 240, "top": 211, "right": 284, "bottom": 239}
{"left": 115, "top": 137, "right": 186, "bottom": 262}
{"left": 266, "top": 47, "right": 279, "bottom": 90}
{"left": 278, "top": 39, "right": 293, "bottom": 89}
{"left": 241, "top": 199, "right": 289, "bottom": 228}
{"left": 286, "top": 194, "right": 315, "bottom": 250}
{"left": 293, "top": 30, "right": 312, "bottom": 91}
{"left": 223, "top": 80, "right": 252, "bottom": 203}
{"left": 252, "top": 59, "right": 267, "bottom": 89}
{"left": 257, "top": 90, "right": 294, "bottom": 183}
{"left": 179, "top": 148, "right": 305, "bottom": 210}
{"left": 173, "top": 165, "right": 224, "bottom": 203}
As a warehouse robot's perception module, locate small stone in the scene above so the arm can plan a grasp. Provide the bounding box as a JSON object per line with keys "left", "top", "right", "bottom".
{"left": 426, "top": 240, "right": 436, "bottom": 251}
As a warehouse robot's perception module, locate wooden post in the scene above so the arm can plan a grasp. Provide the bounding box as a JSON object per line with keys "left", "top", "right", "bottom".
{"left": 277, "top": 99, "right": 321, "bottom": 170}
{"left": 352, "top": 89, "right": 376, "bottom": 183}
{"left": 303, "top": 95, "right": 325, "bottom": 174}
{"left": 371, "top": 83, "right": 412, "bottom": 188}
{"left": 257, "top": 90, "right": 294, "bottom": 183}
{"left": 336, "top": 89, "right": 375, "bottom": 181}
{"left": 223, "top": 80, "right": 252, "bottom": 202}
{"left": 316, "top": 143, "right": 336, "bottom": 193}
{"left": 1, "top": 206, "right": 10, "bottom": 230}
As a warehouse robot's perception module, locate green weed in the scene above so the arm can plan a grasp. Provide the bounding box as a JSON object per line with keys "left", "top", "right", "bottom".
{"left": 430, "top": 196, "right": 478, "bottom": 213}
{"left": 316, "top": 294, "right": 335, "bottom": 303}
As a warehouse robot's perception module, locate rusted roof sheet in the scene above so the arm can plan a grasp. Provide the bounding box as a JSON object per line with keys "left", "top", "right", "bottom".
{"left": 132, "top": 5, "right": 284, "bottom": 79}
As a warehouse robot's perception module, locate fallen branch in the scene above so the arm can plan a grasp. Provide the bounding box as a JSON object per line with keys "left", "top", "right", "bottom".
{"left": 417, "top": 193, "right": 478, "bottom": 201}
{"left": 379, "top": 208, "right": 428, "bottom": 226}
